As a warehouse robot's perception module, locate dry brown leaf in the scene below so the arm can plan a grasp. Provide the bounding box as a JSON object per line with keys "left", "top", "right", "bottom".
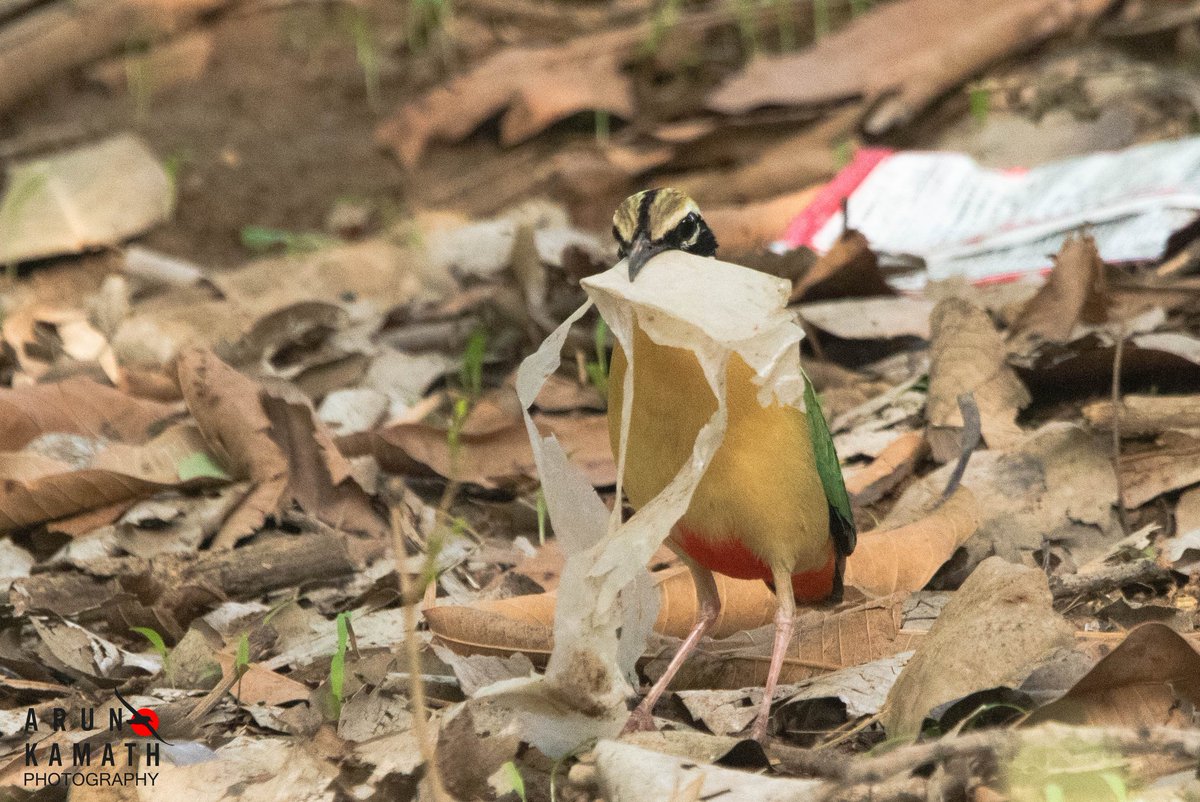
{"left": 427, "top": 567, "right": 776, "bottom": 662}
{"left": 177, "top": 347, "right": 289, "bottom": 543}
{"left": 789, "top": 229, "right": 895, "bottom": 304}
{"left": 884, "top": 422, "right": 1122, "bottom": 582}
{"left": 1120, "top": 429, "right": 1200, "bottom": 508}
{"left": 703, "top": 187, "right": 823, "bottom": 255}
{"left": 843, "top": 487, "right": 979, "bottom": 597}
{"left": 800, "top": 296, "right": 935, "bottom": 340}
{"left": 1026, "top": 622, "right": 1200, "bottom": 728}
{"left": 0, "top": 424, "right": 215, "bottom": 532}
{"left": 1009, "top": 233, "right": 1110, "bottom": 350}
{"left": 215, "top": 653, "right": 310, "bottom": 708}
{"left": 373, "top": 411, "right": 614, "bottom": 488}
{"left": 707, "top": 0, "right": 1111, "bottom": 134}
{"left": 260, "top": 389, "right": 387, "bottom": 538}
{"left": 844, "top": 430, "right": 927, "bottom": 506}
{"left": 880, "top": 557, "right": 1074, "bottom": 740}
{"left": 1083, "top": 394, "right": 1200, "bottom": 436}
{"left": 927, "top": 297, "right": 1031, "bottom": 461}
{"left": 666, "top": 592, "right": 920, "bottom": 690}
{"left": 0, "top": 377, "right": 176, "bottom": 450}
{"left": 376, "top": 27, "right": 638, "bottom": 167}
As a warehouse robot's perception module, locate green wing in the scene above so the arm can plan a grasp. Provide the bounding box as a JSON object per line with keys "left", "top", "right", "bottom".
{"left": 803, "top": 371, "right": 856, "bottom": 558}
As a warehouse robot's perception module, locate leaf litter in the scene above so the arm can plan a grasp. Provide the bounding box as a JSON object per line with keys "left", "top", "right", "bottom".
{"left": 6, "top": 3, "right": 1200, "bottom": 800}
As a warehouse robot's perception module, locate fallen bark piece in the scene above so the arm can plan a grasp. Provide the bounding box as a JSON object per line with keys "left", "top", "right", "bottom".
{"left": 707, "top": 0, "right": 1112, "bottom": 135}
{"left": 880, "top": 557, "right": 1073, "bottom": 740}
{"left": 1120, "top": 429, "right": 1200, "bottom": 508}
{"left": 1082, "top": 395, "right": 1200, "bottom": 436}
{"left": 0, "top": 134, "right": 172, "bottom": 263}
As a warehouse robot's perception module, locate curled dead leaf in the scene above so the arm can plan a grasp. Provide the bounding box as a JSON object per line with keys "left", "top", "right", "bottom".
{"left": 844, "top": 486, "right": 979, "bottom": 598}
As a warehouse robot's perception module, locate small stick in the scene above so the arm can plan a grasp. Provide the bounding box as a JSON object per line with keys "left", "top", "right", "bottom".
{"left": 1111, "top": 323, "right": 1130, "bottom": 534}
{"left": 1049, "top": 559, "right": 1175, "bottom": 600}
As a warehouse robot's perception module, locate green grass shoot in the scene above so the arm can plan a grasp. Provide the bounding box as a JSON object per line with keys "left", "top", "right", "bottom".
{"left": 586, "top": 317, "right": 610, "bottom": 396}
{"left": 344, "top": 6, "right": 382, "bottom": 112}
{"left": 969, "top": 85, "right": 991, "bottom": 125}
{"left": 459, "top": 327, "right": 487, "bottom": 400}
{"left": 239, "top": 225, "right": 336, "bottom": 254}
{"left": 594, "top": 109, "right": 611, "bottom": 144}
{"left": 131, "top": 627, "right": 170, "bottom": 681}
{"left": 833, "top": 139, "right": 853, "bottom": 169}
{"left": 501, "top": 762, "right": 527, "bottom": 802}
{"left": 735, "top": 0, "right": 759, "bottom": 56}
{"left": 642, "top": 0, "right": 681, "bottom": 55}
{"left": 813, "top": 0, "right": 832, "bottom": 39}
{"left": 329, "top": 611, "right": 351, "bottom": 719}
{"left": 849, "top": 0, "right": 873, "bottom": 15}
{"left": 536, "top": 488, "right": 547, "bottom": 546}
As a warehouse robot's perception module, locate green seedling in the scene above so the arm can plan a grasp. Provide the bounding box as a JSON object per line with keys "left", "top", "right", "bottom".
{"left": 833, "top": 139, "right": 853, "bottom": 169}
{"left": 408, "top": 0, "right": 454, "bottom": 56}
{"left": 239, "top": 225, "right": 336, "bottom": 254}
{"left": 969, "top": 85, "right": 991, "bottom": 125}
{"left": 124, "top": 41, "right": 154, "bottom": 123}
{"left": 642, "top": 0, "right": 681, "bottom": 55}
{"left": 131, "top": 627, "right": 171, "bottom": 683}
{"left": 594, "top": 109, "right": 611, "bottom": 144}
{"left": 813, "top": 0, "right": 831, "bottom": 39}
{"left": 234, "top": 632, "right": 250, "bottom": 701}
{"left": 849, "top": 0, "right": 873, "bottom": 15}
{"left": 177, "top": 451, "right": 232, "bottom": 482}
{"left": 328, "top": 612, "right": 351, "bottom": 719}
{"left": 586, "top": 317, "right": 610, "bottom": 396}
{"left": 459, "top": 327, "right": 487, "bottom": 400}
{"left": 772, "top": 0, "right": 796, "bottom": 51}
{"left": 500, "top": 762, "right": 527, "bottom": 802}
{"left": 734, "top": 0, "right": 759, "bottom": 56}
{"left": 344, "top": 6, "right": 382, "bottom": 112}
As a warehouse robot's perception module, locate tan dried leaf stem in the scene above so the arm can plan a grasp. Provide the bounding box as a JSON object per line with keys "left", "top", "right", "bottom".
{"left": 1110, "top": 321, "right": 1130, "bottom": 534}
{"left": 392, "top": 505, "right": 450, "bottom": 802}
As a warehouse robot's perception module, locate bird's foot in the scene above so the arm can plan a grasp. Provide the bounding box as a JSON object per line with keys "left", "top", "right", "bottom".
{"left": 748, "top": 715, "right": 771, "bottom": 743}
{"left": 620, "top": 707, "right": 658, "bottom": 735}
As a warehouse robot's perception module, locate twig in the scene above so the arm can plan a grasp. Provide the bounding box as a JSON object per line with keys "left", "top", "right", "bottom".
{"left": 938, "top": 392, "right": 979, "bottom": 505}
{"left": 1049, "top": 559, "right": 1176, "bottom": 600}
{"left": 834, "top": 724, "right": 1200, "bottom": 787}
{"left": 392, "top": 507, "right": 451, "bottom": 802}
{"left": 1111, "top": 323, "right": 1130, "bottom": 534}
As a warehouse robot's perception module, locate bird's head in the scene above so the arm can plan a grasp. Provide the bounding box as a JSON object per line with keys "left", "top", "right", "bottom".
{"left": 612, "top": 188, "right": 718, "bottom": 280}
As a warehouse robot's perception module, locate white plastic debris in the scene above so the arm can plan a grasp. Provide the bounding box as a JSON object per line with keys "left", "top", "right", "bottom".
{"left": 478, "top": 249, "right": 807, "bottom": 758}
{"left": 784, "top": 138, "right": 1200, "bottom": 287}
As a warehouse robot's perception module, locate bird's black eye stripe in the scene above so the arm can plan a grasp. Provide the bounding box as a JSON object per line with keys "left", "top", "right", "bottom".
{"left": 613, "top": 224, "right": 628, "bottom": 257}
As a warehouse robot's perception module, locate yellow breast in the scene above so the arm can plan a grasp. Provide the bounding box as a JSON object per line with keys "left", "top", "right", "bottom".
{"left": 607, "top": 320, "right": 831, "bottom": 573}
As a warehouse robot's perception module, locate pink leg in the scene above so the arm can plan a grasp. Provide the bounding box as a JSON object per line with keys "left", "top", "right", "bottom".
{"left": 623, "top": 551, "right": 720, "bottom": 734}
{"left": 750, "top": 565, "right": 796, "bottom": 742}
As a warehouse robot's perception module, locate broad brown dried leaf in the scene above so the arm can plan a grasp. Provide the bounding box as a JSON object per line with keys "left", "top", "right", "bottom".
{"left": 373, "top": 411, "right": 614, "bottom": 488}
{"left": 0, "top": 377, "right": 176, "bottom": 450}
{"left": 177, "top": 347, "right": 289, "bottom": 543}
{"left": 843, "top": 486, "right": 979, "bottom": 597}
{"left": 927, "top": 297, "right": 1031, "bottom": 460}
{"left": 1026, "top": 622, "right": 1200, "bottom": 728}
{"left": 376, "top": 27, "right": 637, "bottom": 167}
{"left": 666, "top": 593, "right": 920, "bottom": 690}
{"left": 707, "top": 0, "right": 1110, "bottom": 134}
{"left": 881, "top": 557, "right": 1073, "bottom": 740}
{"left": 0, "top": 424, "right": 214, "bottom": 532}
{"left": 1009, "top": 233, "right": 1110, "bottom": 351}
{"left": 789, "top": 229, "right": 894, "bottom": 304}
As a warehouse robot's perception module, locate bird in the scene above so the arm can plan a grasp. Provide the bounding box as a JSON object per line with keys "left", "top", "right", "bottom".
{"left": 606, "top": 187, "right": 856, "bottom": 741}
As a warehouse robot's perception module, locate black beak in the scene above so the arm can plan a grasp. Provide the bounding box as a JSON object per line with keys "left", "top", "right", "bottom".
{"left": 626, "top": 236, "right": 670, "bottom": 281}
